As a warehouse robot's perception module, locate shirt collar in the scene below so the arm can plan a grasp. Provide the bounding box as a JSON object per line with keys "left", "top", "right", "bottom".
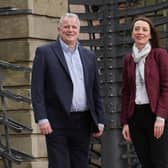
{"left": 59, "top": 38, "right": 79, "bottom": 53}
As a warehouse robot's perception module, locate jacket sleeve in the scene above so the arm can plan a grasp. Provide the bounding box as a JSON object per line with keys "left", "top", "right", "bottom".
{"left": 92, "top": 53, "right": 105, "bottom": 124}
{"left": 156, "top": 49, "right": 168, "bottom": 119}
{"left": 120, "top": 56, "right": 130, "bottom": 126}
{"left": 31, "top": 47, "right": 47, "bottom": 123}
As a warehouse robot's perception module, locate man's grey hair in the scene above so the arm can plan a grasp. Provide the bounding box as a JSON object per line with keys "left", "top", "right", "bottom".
{"left": 58, "top": 13, "right": 80, "bottom": 28}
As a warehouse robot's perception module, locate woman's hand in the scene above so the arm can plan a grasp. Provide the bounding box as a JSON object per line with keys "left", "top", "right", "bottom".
{"left": 122, "top": 124, "right": 131, "bottom": 142}
{"left": 154, "top": 118, "right": 165, "bottom": 139}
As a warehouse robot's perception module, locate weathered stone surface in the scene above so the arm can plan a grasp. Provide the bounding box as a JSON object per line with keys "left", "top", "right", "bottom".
{"left": 0, "top": 39, "right": 51, "bottom": 62}
{"left": 29, "top": 39, "right": 51, "bottom": 61}
{"left": 0, "top": 0, "right": 28, "bottom": 9}
{"left": 0, "top": 134, "right": 33, "bottom": 155}
{"left": 0, "top": 109, "right": 40, "bottom": 134}
{"left": 0, "top": 40, "right": 30, "bottom": 62}
{"left": 0, "top": 110, "right": 32, "bottom": 132}
{"left": 28, "top": 15, "right": 59, "bottom": 40}
{"left": 1, "top": 69, "right": 31, "bottom": 86}
{"left": 30, "top": 159, "right": 48, "bottom": 168}
{"left": 69, "top": 4, "right": 85, "bottom": 13}
{"left": 31, "top": 0, "right": 68, "bottom": 17}
{"left": 0, "top": 87, "right": 31, "bottom": 110}
{"left": 1, "top": 98, "right": 30, "bottom": 111}
{"left": 0, "top": 134, "right": 47, "bottom": 157}
{"left": 0, "top": 159, "right": 48, "bottom": 168}
{"left": 0, "top": 0, "right": 68, "bottom": 17}
{"left": 0, "top": 15, "right": 59, "bottom": 40}
{"left": 0, "top": 15, "right": 29, "bottom": 39}
{"left": 31, "top": 134, "right": 47, "bottom": 157}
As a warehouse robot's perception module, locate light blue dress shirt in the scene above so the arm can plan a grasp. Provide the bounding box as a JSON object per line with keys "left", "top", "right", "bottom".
{"left": 60, "top": 39, "right": 88, "bottom": 112}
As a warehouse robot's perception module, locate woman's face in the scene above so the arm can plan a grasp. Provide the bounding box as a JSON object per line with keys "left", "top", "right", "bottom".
{"left": 132, "top": 20, "right": 151, "bottom": 49}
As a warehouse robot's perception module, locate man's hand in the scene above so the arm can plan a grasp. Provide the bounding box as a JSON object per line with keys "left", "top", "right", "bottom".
{"left": 39, "top": 121, "right": 53, "bottom": 135}
{"left": 92, "top": 125, "right": 104, "bottom": 137}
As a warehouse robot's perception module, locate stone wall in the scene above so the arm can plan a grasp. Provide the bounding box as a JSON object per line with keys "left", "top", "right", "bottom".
{"left": 0, "top": 0, "right": 68, "bottom": 167}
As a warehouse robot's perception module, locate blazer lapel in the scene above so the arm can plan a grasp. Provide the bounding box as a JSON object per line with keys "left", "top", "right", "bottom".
{"left": 145, "top": 52, "right": 152, "bottom": 79}
{"left": 78, "top": 46, "right": 89, "bottom": 86}
{"left": 51, "top": 41, "right": 71, "bottom": 77}
{"left": 128, "top": 55, "right": 136, "bottom": 82}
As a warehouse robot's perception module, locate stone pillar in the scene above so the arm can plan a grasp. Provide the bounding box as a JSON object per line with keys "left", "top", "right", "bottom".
{"left": 0, "top": 0, "right": 68, "bottom": 168}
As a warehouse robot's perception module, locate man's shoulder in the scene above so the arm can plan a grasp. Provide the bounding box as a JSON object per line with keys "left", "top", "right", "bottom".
{"left": 36, "top": 41, "right": 59, "bottom": 51}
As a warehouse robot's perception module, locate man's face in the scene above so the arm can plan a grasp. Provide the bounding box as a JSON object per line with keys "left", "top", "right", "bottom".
{"left": 58, "top": 16, "right": 80, "bottom": 46}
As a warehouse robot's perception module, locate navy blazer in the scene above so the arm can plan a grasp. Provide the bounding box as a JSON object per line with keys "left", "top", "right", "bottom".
{"left": 31, "top": 40, "right": 105, "bottom": 131}
{"left": 121, "top": 48, "right": 168, "bottom": 125}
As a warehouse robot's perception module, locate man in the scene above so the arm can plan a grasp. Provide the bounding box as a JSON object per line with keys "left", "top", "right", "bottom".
{"left": 31, "top": 13, "right": 105, "bottom": 168}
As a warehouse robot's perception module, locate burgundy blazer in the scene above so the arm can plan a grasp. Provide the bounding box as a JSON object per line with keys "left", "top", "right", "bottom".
{"left": 121, "top": 48, "right": 168, "bottom": 125}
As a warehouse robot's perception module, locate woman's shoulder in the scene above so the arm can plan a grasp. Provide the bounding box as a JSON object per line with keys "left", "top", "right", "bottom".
{"left": 150, "top": 48, "right": 168, "bottom": 64}
{"left": 152, "top": 48, "right": 168, "bottom": 55}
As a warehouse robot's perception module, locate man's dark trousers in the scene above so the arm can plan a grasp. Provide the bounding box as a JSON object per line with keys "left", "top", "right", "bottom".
{"left": 46, "top": 111, "right": 91, "bottom": 168}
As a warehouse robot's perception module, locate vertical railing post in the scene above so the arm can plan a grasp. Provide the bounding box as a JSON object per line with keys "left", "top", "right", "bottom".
{"left": 100, "top": 1, "right": 128, "bottom": 168}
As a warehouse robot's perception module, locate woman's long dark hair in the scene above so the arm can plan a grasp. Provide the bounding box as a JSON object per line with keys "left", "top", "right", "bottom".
{"left": 131, "top": 16, "right": 160, "bottom": 48}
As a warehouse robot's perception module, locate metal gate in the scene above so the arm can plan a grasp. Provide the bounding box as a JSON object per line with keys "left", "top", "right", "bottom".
{"left": 68, "top": 0, "right": 168, "bottom": 168}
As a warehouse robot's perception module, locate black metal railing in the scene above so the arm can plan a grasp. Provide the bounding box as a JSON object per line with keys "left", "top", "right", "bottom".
{"left": 0, "top": 7, "right": 31, "bottom": 15}
{"left": 0, "top": 61, "right": 33, "bottom": 168}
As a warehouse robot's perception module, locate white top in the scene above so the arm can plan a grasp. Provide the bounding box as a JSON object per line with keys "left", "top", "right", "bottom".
{"left": 135, "top": 59, "right": 149, "bottom": 105}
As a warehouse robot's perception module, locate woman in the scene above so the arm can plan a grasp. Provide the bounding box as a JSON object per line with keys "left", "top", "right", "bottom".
{"left": 121, "top": 16, "right": 168, "bottom": 168}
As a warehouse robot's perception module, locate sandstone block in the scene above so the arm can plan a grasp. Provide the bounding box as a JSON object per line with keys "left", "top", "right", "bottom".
{"left": 0, "top": 87, "right": 31, "bottom": 110}
{"left": 0, "top": 110, "right": 40, "bottom": 134}
{"left": 28, "top": 15, "right": 59, "bottom": 40}
{"left": 0, "top": 0, "right": 68, "bottom": 17}
{"left": 0, "top": 69, "right": 31, "bottom": 86}
{"left": 0, "top": 109, "right": 32, "bottom": 133}
{"left": 0, "top": 15, "right": 58, "bottom": 40}
{"left": 0, "top": 134, "right": 47, "bottom": 157}
{"left": 0, "top": 0, "right": 28, "bottom": 9}
{"left": 0, "top": 157, "right": 48, "bottom": 168}
{"left": 0, "top": 15, "right": 59, "bottom": 40}
{"left": 0, "top": 39, "right": 51, "bottom": 62}
{"left": 0, "top": 40, "right": 30, "bottom": 62}
{"left": 31, "top": 0, "right": 68, "bottom": 17}
{"left": 0, "top": 15, "right": 29, "bottom": 39}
